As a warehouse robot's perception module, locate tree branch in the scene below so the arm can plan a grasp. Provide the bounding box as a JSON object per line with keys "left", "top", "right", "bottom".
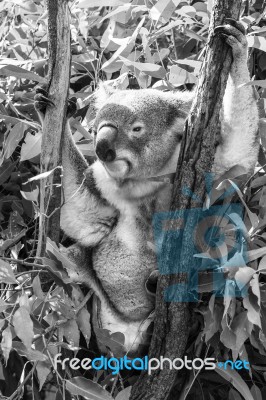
{"left": 130, "top": 1, "right": 242, "bottom": 399}
{"left": 36, "top": 0, "right": 71, "bottom": 257}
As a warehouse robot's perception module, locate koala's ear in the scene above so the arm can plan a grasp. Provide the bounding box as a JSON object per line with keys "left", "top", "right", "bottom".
{"left": 164, "top": 90, "right": 194, "bottom": 128}
{"left": 173, "top": 90, "right": 194, "bottom": 119}
{"left": 93, "top": 82, "right": 117, "bottom": 110}
{"left": 84, "top": 82, "right": 117, "bottom": 124}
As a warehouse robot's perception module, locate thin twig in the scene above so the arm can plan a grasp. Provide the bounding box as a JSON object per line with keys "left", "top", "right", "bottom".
{"left": 75, "top": 290, "right": 93, "bottom": 314}
{"left": 171, "top": 28, "right": 178, "bottom": 60}
{"left": 7, "top": 362, "right": 37, "bottom": 400}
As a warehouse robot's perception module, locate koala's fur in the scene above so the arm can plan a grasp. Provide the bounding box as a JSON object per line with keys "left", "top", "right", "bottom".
{"left": 35, "top": 22, "right": 259, "bottom": 353}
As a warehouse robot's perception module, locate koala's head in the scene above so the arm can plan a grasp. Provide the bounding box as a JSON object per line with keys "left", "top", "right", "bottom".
{"left": 89, "top": 84, "right": 193, "bottom": 181}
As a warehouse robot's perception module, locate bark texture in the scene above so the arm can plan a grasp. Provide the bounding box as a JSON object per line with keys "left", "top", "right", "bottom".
{"left": 37, "top": 0, "right": 71, "bottom": 257}
{"left": 130, "top": 1, "right": 242, "bottom": 399}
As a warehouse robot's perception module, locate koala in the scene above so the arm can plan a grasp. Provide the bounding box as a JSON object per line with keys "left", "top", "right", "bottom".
{"left": 34, "top": 19, "right": 259, "bottom": 354}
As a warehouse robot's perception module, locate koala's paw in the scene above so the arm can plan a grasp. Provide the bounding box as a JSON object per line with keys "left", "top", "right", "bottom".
{"left": 95, "top": 215, "right": 117, "bottom": 239}
{"left": 214, "top": 18, "right": 247, "bottom": 59}
{"left": 99, "top": 215, "right": 117, "bottom": 231}
{"left": 34, "top": 86, "right": 54, "bottom": 117}
{"left": 34, "top": 87, "right": 77, "bottom": 119}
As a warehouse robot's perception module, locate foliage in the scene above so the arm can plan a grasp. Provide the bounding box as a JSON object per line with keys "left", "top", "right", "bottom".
{"left": 0, "top": 0, "right": 266, "bottom": 399}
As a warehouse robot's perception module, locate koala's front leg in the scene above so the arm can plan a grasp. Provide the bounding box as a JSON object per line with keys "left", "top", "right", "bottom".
{"left": 35, "top": 86, "right": 88, "bottom": 176}
{"left": 34, "top": 88, "right": 118, "bottom": 247}
{"left": 213, "top": 19, "right": 259, "bottom": 177}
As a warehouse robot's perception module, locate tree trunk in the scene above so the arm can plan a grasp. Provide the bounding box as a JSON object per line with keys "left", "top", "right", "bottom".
{"left": 130, "top": 1, "right": 242, "bottom": 399}
{"left": 36, "top": 0, "right": 71, "bottom": 257}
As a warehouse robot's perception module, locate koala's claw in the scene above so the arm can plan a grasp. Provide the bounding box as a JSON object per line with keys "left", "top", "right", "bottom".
{"left": 214, "top": 19, "right": 246, "bottom": 41}
{"left": 35, "top": 85, "right": 49, "bottom": 96}
{"left": 34, "top": 87, "right": 77, "bottom": 118}
{"left": 214, "top": 20, "right": 247, "bottom": 57}
{"left": 67, "top": 97, "right": 77, "bottom": 118}
{"left": 224, "top": 18, "right": 246, "bottom": 35}
{"left": 34, "top": 87, "right": 54, "bottom": 114}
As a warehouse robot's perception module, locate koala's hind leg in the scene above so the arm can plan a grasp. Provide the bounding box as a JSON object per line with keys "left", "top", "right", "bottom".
{"left": 213, "top": 19, "right": 259, "bottom": 177}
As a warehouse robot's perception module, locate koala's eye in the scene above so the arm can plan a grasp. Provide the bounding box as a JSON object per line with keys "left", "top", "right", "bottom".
{"left": 132, "top": 126, "right": 142, "bottom": 132}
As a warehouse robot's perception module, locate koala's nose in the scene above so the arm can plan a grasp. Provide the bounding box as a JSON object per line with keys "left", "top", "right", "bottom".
{"left": 95, "top": 125, "right": 117, "bottom": 162}
{"left": 95, "top": 140, "right": 116, "bottom": 162}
